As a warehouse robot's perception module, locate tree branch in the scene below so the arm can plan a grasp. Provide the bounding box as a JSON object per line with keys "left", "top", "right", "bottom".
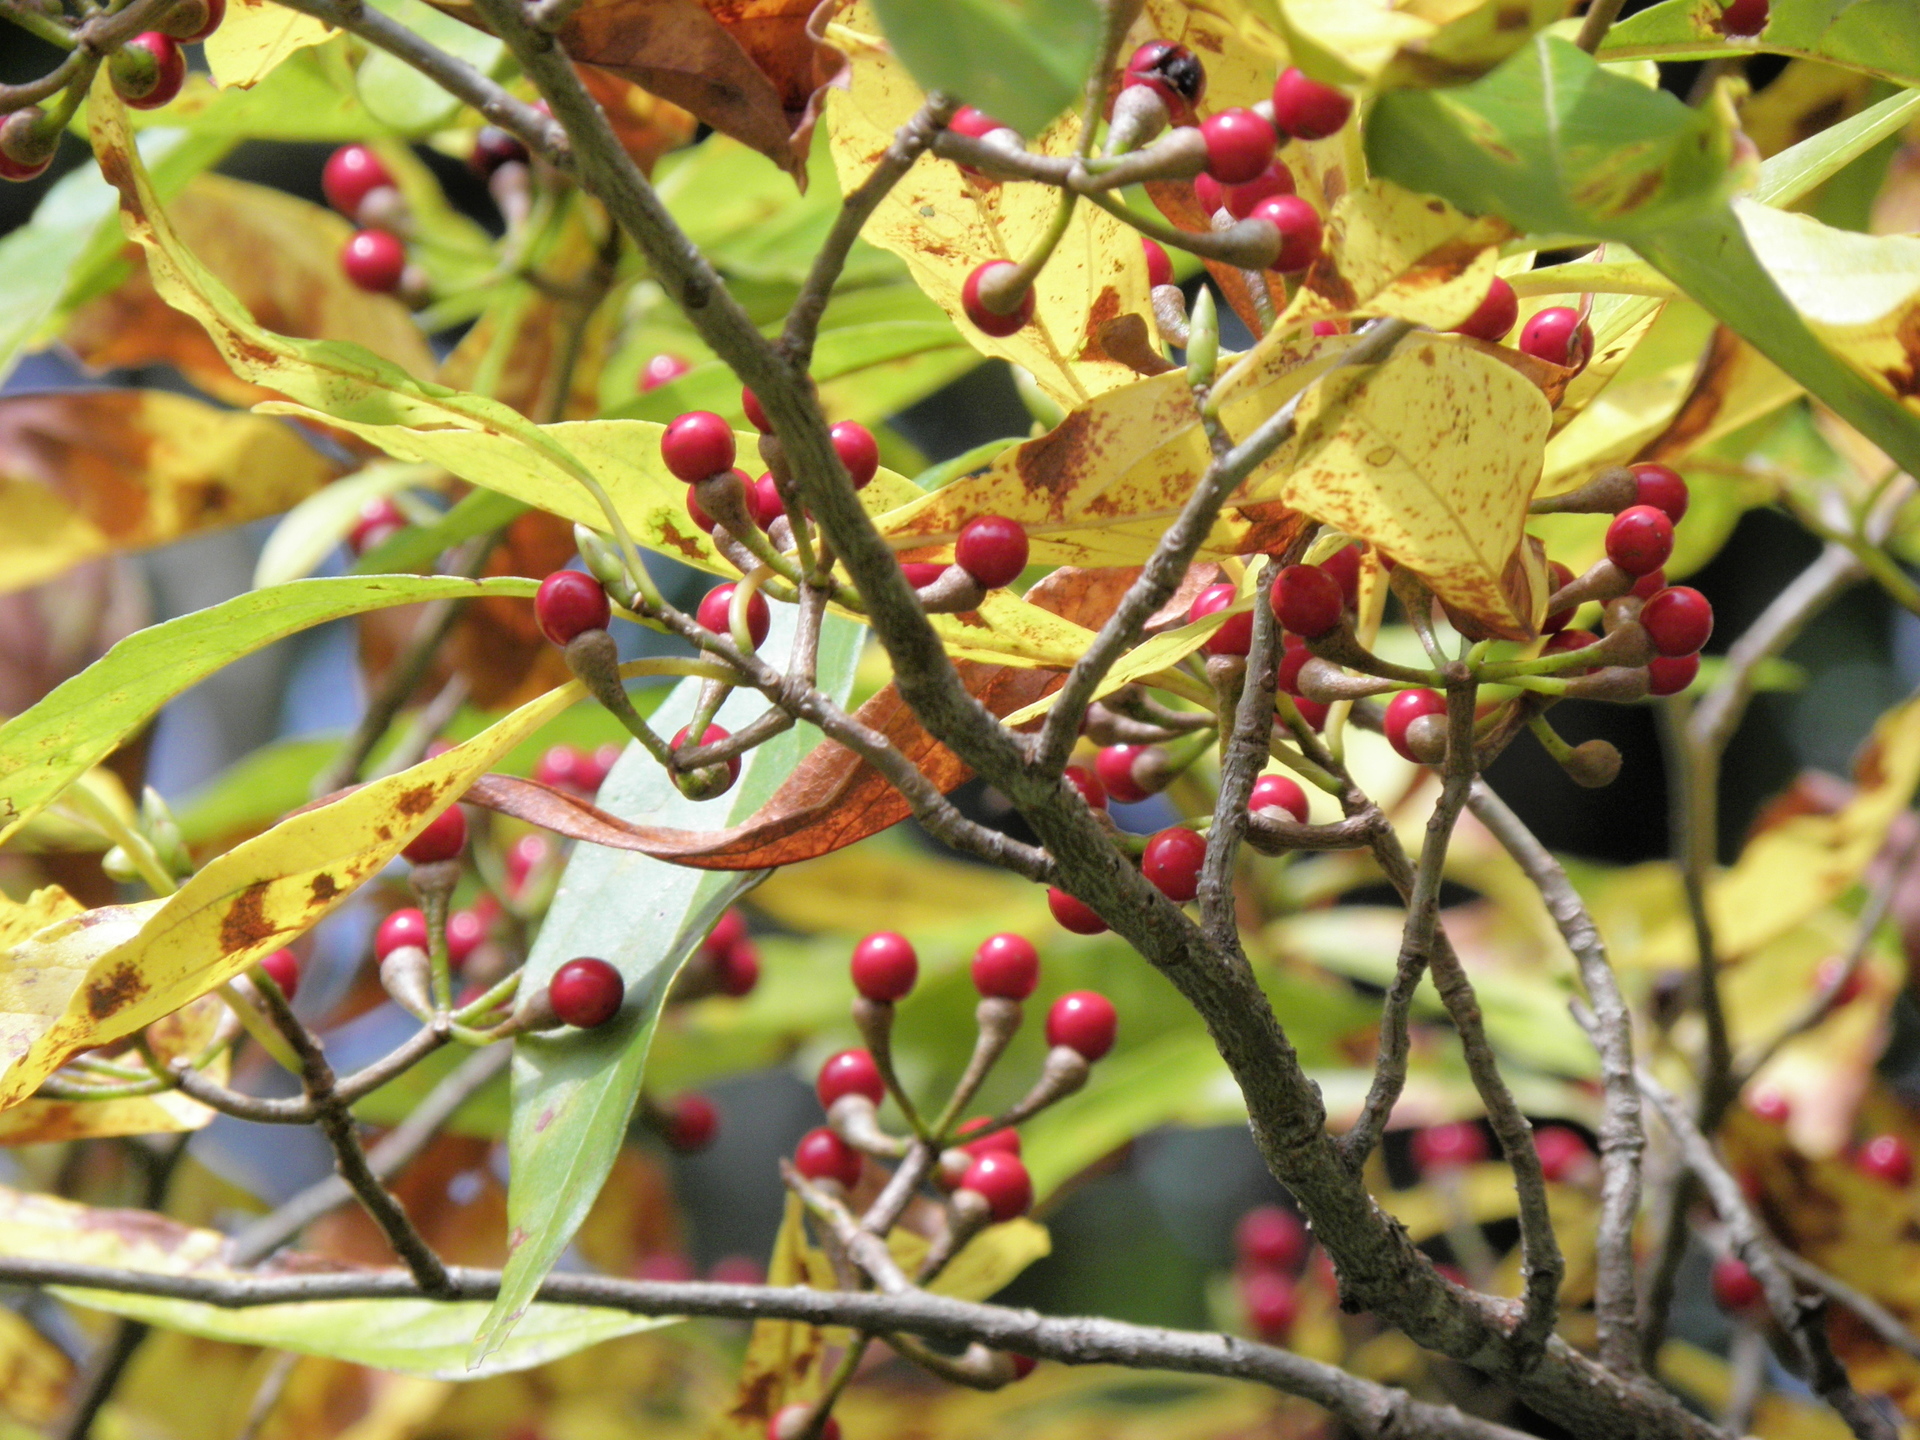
{"left": 1638, "top": 1072, "right": 1895, "bottom": 1440}
{"left": 1200, "top": 563, "right": 1278, "bottom": 949}
{"left": 1469, "top": 779, "right": 1643, "bottom": 1376}
{"left": 14, "top": 1257, "right": 1541, "bottom": 1440}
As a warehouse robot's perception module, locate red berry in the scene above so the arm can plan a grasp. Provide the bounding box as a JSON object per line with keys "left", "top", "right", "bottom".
{"left": 1720, "top": 0, "right": 1768, "bottom": 36}
{"left": 660, "top": 411, "right": 736, "bottom": 483}
{"left": 1189, "top": 583, "right": 1251, "bottom": 656}
{"left": 114, "top": 32, "right": 186, "bottom": 109}
{"left": 550, "top": 956, "right": 625, "bottom": 1027}
{"left": 1272, "top": 564, "right": 1344, "bottom": 638}
{"left": 1711, "top": 1254, "right": 1766, "bottom": 1315}
{"left": 1534, "top": 1126, "right": 1591, "bottom": 1183}
{"left": 1277, "top": 638, "right": 1312, "bottom": 695}
{"left": 533, "top": 744, "right": 585, "bottom": 791}
{"left": 341, "top": 229, "right": 406, "bottom": 293}
{"left": 684, "top": 485, "right": 716, "bottom": 534}
{"left": 1647, "top": 653, "right": 1699, "bottom": 697}
{"left": 506, "top": 832, "right": 551, "bottom": 893}
{"left": 704, "top": 909, "right": 749, "bottom": 958}
{"left": 962, "top": 260, "right": 1036, "bottom": 337}
{"left": 1225, "top": 161, "right": 1295, "bottom": 219}
{"left": 1544, "top": 627, "right": 1600, "bottom": 674}
{"left": 767, "top": 1407, "right": 840, "bottom": 1440}
{"left": 257, "top": 949, "right": 300, "bottom": 1001}
{"left": 1236, "top": 1205, "right": 1306, "bottom": 1271}
{"left": 750, "top": 473, "right": 786, "bottom": 529}
{"left": 160, "top": 0, "right": 225, "bottom": 42}
{"left": 1748, "top": 1086, "right": 1792, "bottom": 1124}
{"left": 348, "top": 496, "right": 406, "bottom": 554}
{"left": 900, "top": 560, "right": 947, "bottom": 589}
{"left": 816, "top": 1049, "right": 886, "bottom": 1109}
{"left": 445, "top": 909, "right": 485, "bottom": 969}
{"left": 1142, "top": 826, "right": 1207, "bottom": 903}
{"left": 830, "top": 421, "right": 879, "bottom": 489}
{"left": 1123, "top": 41, "right": 1206, "bottom": 122}
{"left": 715, "top": 939, "right": 759, "bottom": 997}
{"left": 851, "top": 931, "right": 918, "bottom": 1002}
{"left": 1046, "top": 990, "right": 1117, "bottom": 1060}
{"left": 1856, "top": 1133, "right": 1913, "bottom": 1186}
{"left": 0, "top": 126, "right": 51, "bottom": 183}
{"left": 1241, "top": 1270, "right": 1299, "bottom": 1339}
{"left": 740, "top": 386, "right": 769, "bottom": 431}
{"left": 1411, "top": 1120, "right": 1488, "bottom": 1173}
{"left": 1142, "top": 236, "right": 1174, "bottom": 288}
{"left": 323, "top": 146, "right": 395, "bottom": 217}
{"left": 1519, "top": 306, "right": 1594, "bottom": 371}
{"left": 955, "top": 515, "right": 1029, "bottom": 589}
{"left": 794, "top": 1126, "right": 862, "bottom": 1188}
{"left": 1063, "top": 764, "right": 1107, "bottom": 810}
{"left": 1249, "top": 774, "right": 1308, "bottom": 823}
{"left": 376, "top": 907, "right": 428, "bottom": 959}
{"left": 671, "top": 723, "right": 741, "bottom": 791}
{"left": 1248, "top": 194, "right": 1323, "bottom": 273}
{"left": 709, "top": 1254, "right": 765, "bottom": 1286}
{"left": 639, "top": 353, "right": 690, "bottom": 392}
{"left": 1291, "top": 696, "right": 1330, "bottom": 732}
{"left": 1384, "top": 688, "right": 1447, "bottom": 762}
{"left": 403, "top": 804, "right": 467, "bottom": 864}
{"left": 1629, "top": 462, "right": 1689, "bottom": 522}
{"left": 1048, "top": 887, "right": 1108, "bottom": 934}
{"left": 950, "top": 105, "right": 1010, "bottom": 139}
{"left": 959, "top": 1150, "right": 1032, "bottom": 1221}
{"left": 972, "top": 932, "right": 1039, "bottom": 999}
{"left": 535, "top": 570, "right": 611, "bottom": 645}
{"left": 696, "top": 582, "right": 772, "bottom": 650}
{"left": 1541, "top": 560, "right": 1577, "bottom": 635}
{"left": 1094, "top": 743, "right": 1154, "bottom": 804}
{"left": 957, "top": 1117, "right": 1021, "bottom": 1157}
{"left": 1200, "top": 108, "right": 1276, "bottom": 184}
{"left": 1640, "top": 587, "right": 1712, "bottom": 657}
{"left": 470, "top": 125, "right": 529, "bottom": 176}
{"left": 666, "top": 1093, "right": 718, "bottom": 1152}
{"left": 1815, "top": 955, "right": 1865, "bottom": 1006}
{"left": 1194, "top": 172, "right": 1226, "bottom": 216}
{"left": 1631, "top": 567, "right": 1668, "bottom": 601}
{"left": 1451, "top": 276, "right": 1518, "bottom": 342}
{"left": 1310, "top": 320, "right": 1344, "bottom": 337}
{"left": 1271, "top": 67, "right": 1352, "bottom": 140}
{"left": 1009, "top": 1354, "right": 1037, "bottom": 1379}
{"left": 1605, "top": 504, "right": 1675, "bottom": 577}
{"left": 1321, "top": 544, "right": 1364, "bottom": 607}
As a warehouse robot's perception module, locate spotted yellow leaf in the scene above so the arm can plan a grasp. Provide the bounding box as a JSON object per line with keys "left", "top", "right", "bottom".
{"left": 1280, "top": 0, "right": 1573, "bottom": 88}
{"left": 0, "top": 682, "right": 580, "bottom": 1110}
{"left": 203, "top": 0, "right": 331, "bottom": 89}
{"left": 824, "top": 3, "right": 1155, "bottom": 410}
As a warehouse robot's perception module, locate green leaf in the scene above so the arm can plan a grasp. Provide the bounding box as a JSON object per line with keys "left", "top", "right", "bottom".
{"left": 1750, "top": 85, "right": 1920, "bottom": 207}
{"left": 54, "top": 1288, "right": 674, "bottom": 1379}
{"left": 866, "top": 0, "right": 1102, "bottom": 138}
{"left": 356, "top": 0, "right": 502, "bottom": 131}
{"left": 0, "top": 575, "right": 536, "bottom": 847}
{"left": 1364, "top": 34, "right": 1740, "bottom": 242}
{"left": 1600, "top": 0, "right": 1920, "bottom": 89}
{"left": 477, "top": 605, "right": 863, "bottom": 1361}
{"left": 352, "top": 487, "right": 530, "bottom": 576}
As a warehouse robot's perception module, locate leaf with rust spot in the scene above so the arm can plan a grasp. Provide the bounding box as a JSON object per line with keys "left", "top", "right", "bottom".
{"left": 0, "top": 389, "right": 339, "bottom": 597}
{"left": 0, "top": 681, "right": 583, "bottom": 1110}
{"left": 823, "top": 2, "right": 1155, "bottom": 409}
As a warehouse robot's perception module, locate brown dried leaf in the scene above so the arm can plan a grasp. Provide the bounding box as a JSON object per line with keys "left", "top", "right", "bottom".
{"left": 64, "top": 175, "right": 435, "bottom": 409}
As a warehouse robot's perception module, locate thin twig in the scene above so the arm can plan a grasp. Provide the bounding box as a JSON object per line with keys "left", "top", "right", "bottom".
{"left": 1200, "top": 563, "right": 1279, "bottom": 948}
{"left": 1775, "top": 1249, "right": 1920, "bottom": 1365}
{"left": 1574, "top": 0, "right": 1629, "bottom": 52}
{"left": 1638, "top": 1072, "right": 1895, "bottom": 1440}
{"left": 229, "top": 1044, "right": 509, "bottom": 1265}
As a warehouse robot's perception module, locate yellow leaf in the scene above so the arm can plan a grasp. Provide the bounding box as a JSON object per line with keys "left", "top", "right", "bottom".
{"left": 1734, "top": 199, "right": 1920, "bottom": 403}
{"left": 0, "top": 1306, "right": 71, "bottom": 1426}
{"left": 1285, "top": 179, "right": 1508, "bottom": 331}
{"left": 0, "top": 682, "right": 580, "bottom": 1110}
{"left": 1277, "top": 334, "right": 1549, "bottom": 636}
{"left": 1000, "top": 604, "right": 1236, "bottom": 726}
{"left": 1279, "top": 0, "right": 1570, "bottom": 87}
{"left": 888, "top": 1217, "right": 1050, "bottom": 1302}
{"left": 202, "top": 0, "right": 331, "bottom": 89}
{"left": 710, "top": 1194, "right": 841, "bottom": 1440}
{"left": 871, "top": 326, "right": 1343, "bottom": 568}
{"left": 1134, "top": 0, "right": 1280, "bottom": 111}
{"left": 824, "top": 4, "right": 1155, "bottom": 410}
{"left": 0, "top": 389, "right": 338, "bottom": 595}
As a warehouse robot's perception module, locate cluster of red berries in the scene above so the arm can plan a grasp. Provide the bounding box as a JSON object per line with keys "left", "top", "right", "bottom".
{"left": 1234, "top": 1204, "right": 1308, "bottom": 1340}
{"left": 1444, "top": 278, "right": 1598, "bottom": 373}
{"left": 323, "top": 146, "right": 412, "bottom": 296}
{"left": 954, "top": 48, "right": 1356, "bottom": 335}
